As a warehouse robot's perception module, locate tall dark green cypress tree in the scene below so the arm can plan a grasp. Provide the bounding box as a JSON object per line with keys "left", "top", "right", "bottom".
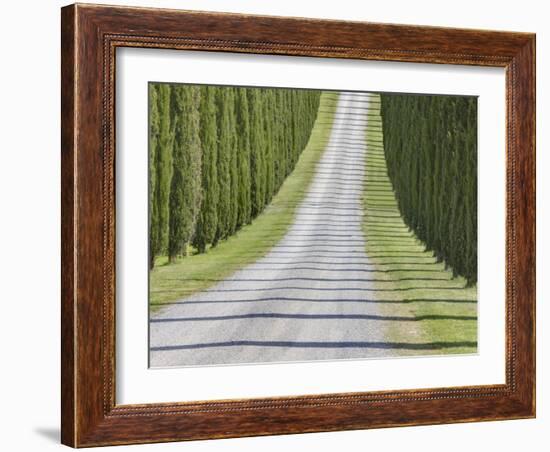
{"left": 149, "top": 84, "right": 160, "bottom": 269}
{"left": 213, "top": 87, "right": 232, "bottom": 243}
{"left": 150, "top": 83, "right": 173, "bottom": 268}
{"left": 168, "top": 85, "right": 202, "bottom": 262}
{"left": 192, "top": 86, "right": 219, "bottom": 254}
{"left": 227, "top": 88, "right": 239, "bottom": 235}
{"left": 431, "top": 96, "right": 444, "bottom": 260}
{"left": 235, "top": 87, "right": 252, "bottom": 227}
{"left": 464, "top": 97, "right": 477, "bottom": 285}
{"left": 273, "top": 90, "right": 284, "bottom": 187}
{"left": 248, "top": 89, "right": 265, "bottom": 217}
{"left": 263, "top": 89, "right": 275, "bottom": 204}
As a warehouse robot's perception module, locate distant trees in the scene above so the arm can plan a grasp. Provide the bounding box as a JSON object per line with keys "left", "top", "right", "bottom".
{"left": 380, "top": 94, "right": 478, "bottom": 285}
{"left": 149, "top": 83, "right": 321, "bottom": 268}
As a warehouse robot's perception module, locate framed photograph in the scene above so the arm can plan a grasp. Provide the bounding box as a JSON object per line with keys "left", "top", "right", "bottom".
{"left": 61, "top": 3, "right": 535, "bottom": 447}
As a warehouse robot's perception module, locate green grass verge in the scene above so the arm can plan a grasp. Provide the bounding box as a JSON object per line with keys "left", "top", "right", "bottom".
{"left": 363, "top": 94, "right": 478, "bottom": 356}
{"left": 150, "top": 91, "right": 339, "bottom": 310}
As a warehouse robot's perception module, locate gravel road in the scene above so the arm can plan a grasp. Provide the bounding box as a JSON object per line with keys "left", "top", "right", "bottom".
{"left": 150, "top": 92, "right": 394, "bottom": 367}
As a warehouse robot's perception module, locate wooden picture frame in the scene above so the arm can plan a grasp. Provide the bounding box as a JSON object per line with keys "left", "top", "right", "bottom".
{"left": 61, "top": 3, "right": 535, "bottom": 447}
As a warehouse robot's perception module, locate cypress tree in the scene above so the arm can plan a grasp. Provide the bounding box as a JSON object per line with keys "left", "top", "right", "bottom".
{"left": 192, "top": 86, "right": 219, "bottom": 254}
{"left": 263, "top": 89, "right": 275, "bottom": 203}
{"left": 148, "top": 84, "right": 160, "bottom": 269}
{"left": 281, "top": 90, "right": 292, "bottom": 176}
{"left": 150, "top": 83, "right": 173, "bottom": 268}
{"left": 464, "top": 98, "right": 478, "bottom": 285}
{"left": 431, "top": 96, "right": 444, "bottom": 260}
{"left": 168, "top": 85, "right": 202, "bottom": 262}
{"left": 291, "top": 90, "right": 299, "bottom": 166}
{"left": 248, "top": 89, "right": 265, "bottom": 217}
{"left": 227, "top": 88, "right": 239, "bottom": 235}
{"left": 235, "top": 87, "right": 252, "bottom": 227}
{"left": 213, "top": 87, "right": 233, "bottom": 243}
{"left": 273, "top": 90, "right": 285, "bottom": 187}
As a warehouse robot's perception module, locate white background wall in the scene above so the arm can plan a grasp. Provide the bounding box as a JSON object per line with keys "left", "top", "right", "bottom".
{"left": 0, "top": 1, "right": 545, "bottom": 450}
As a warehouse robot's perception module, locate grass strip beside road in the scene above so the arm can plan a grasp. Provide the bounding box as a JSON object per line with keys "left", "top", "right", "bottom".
{"left": 362, "top": 95, "right": 478, "bottom": 356}
{"left": 150, "top": 92, "right": 339, "bottom": 310}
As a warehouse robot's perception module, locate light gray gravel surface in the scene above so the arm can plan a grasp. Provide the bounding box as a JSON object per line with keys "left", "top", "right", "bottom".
{"left": 150, "top": 92, "right": 394, "bottom": 367}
